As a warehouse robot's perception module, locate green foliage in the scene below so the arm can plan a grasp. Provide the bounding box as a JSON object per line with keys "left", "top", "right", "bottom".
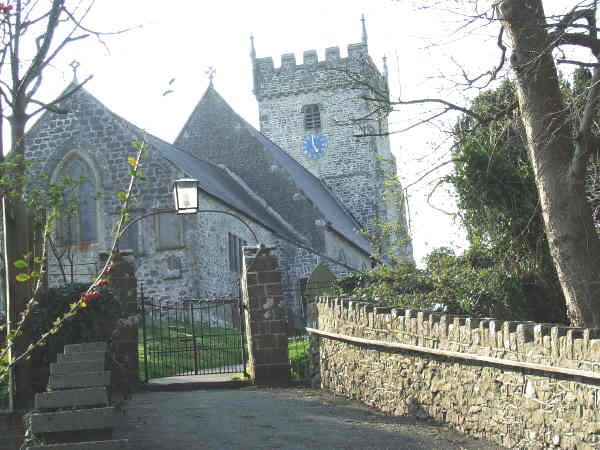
{"left": 337, "top": 247, "right": 535, "bottom": 319}
{"left": 447, "top": 80, "right": 566, "bottom": 322}
{"left": 449, "top": 80, "right": 544, "bottom": 260}
{"left": 342, "top": 80, "right": 570, "bottom": 322}
{"left": 26, "top": 284, "right": 122, "bottom": 386}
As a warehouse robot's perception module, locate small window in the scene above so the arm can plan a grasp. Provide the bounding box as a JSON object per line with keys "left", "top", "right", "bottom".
{"left": 157, "top": 214, "right": 183, "bottom": 250}
{"left": 228, "top": 233, "right": 247, "bottom": 273}
{"left": 303, "top": 104, "right": 321, "bottom": 131}
{"left": 119, "top": 220, "right": 138, "bottom": 253}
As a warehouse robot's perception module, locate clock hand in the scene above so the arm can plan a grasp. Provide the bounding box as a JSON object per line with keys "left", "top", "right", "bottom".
{"left": 311, "top": 135, "right": 319, "bottom": 153}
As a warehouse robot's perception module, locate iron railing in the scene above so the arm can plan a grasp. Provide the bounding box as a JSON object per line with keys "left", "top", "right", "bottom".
{"left": 140, "top": 291, "right": 247, "bottom": 381}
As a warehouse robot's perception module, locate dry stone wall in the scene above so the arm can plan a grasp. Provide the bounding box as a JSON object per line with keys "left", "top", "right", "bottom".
{"left": 311, "top": 298, "right": 600, "bottom": 449}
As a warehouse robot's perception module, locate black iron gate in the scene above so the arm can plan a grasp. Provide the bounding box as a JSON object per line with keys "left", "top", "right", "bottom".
{"left": 140, "top": 288, "right": 247, "bottom": 381}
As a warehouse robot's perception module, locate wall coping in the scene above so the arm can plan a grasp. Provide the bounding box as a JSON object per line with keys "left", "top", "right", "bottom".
{"left": 312, "top": 297, "right": 600, "bottom": 381}
{"left": 307, "top": 327, "right": 600, "bottom": 382}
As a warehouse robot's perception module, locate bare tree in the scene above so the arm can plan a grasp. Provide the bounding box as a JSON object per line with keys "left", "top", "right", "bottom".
{"left": 0, "top": 0, "right": 129, "bottom": 172}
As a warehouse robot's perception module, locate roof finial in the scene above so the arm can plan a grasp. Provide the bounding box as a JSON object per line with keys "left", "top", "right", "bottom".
{"left": 361, "top": 14, "right": 368, "bottom": 46}
{"left": 250, "top": 33, "right": 256, "bottom": 60}
{"left": 69, "top": 60, "right": 80, "bottom": 81}
{"left": 206, "top": 66, "right": 216, "bottom": 87}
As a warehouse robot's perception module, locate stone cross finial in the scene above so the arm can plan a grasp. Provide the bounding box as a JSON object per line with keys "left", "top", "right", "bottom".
{"left": 69, "top": 60, "right": 80, "bottom": 80}
{"left": 206, "top": 66, "right": 216, "bottom": 87}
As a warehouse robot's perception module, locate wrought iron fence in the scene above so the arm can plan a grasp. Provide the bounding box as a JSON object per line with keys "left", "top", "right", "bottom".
{"left": 140, "top": 292, "right": 247, "bottom": 381}
{"left": 284, "top": 284, "right": 324, "bottom": 384}
{"left": 288, "top": 330, "right": 310, "bottom": 382}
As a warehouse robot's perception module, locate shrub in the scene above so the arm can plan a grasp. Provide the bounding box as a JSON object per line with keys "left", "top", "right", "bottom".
{"left": 25, "top": 283, "right": 123, "bottom": 391}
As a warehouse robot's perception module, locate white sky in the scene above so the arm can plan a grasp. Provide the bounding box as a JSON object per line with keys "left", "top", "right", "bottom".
{"left": 30, "top": 0, "right": 577, "bottom": 265}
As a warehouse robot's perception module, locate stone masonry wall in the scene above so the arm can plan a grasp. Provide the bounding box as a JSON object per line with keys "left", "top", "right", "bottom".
{"left": 242, "top": 246, "right": 290, "bottom": 384}
{"left": 312, "top": 298, "right": 600, "bottom": 449}
{"left": 254, "top": 43, "right": 411, "bottom": 261}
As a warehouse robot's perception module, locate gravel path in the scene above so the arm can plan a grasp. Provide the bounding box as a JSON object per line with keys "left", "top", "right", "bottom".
{"left": 114, "top": 387, "right": 502, "bottom": 450}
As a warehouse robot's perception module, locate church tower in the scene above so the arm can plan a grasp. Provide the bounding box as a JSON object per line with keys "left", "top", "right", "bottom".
{"left": 251, "top": 17, "right": 412, "bottom": 261}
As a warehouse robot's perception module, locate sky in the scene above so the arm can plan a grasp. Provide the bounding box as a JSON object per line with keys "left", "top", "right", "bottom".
{"left": 28, "top": 0, "right": 577, "bottom": 265}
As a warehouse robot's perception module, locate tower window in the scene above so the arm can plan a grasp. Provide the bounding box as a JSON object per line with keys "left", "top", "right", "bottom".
{"left": 303, "top": 104, "right": 321, "bottom": 131}
{"left": 228, "top": 233, "right": 247, "bottom": 273}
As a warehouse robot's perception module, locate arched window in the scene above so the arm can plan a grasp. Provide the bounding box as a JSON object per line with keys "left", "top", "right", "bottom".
{"left": 58, "top": 159, "right": 98, "bottom": 244}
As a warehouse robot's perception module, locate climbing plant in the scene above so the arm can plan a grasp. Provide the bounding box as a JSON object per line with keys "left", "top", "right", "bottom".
{"left": 0, "top": 139, "right": 147, "bottom": 391}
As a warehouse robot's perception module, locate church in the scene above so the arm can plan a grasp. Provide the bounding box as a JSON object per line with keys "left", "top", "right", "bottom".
{"left": 25, "top": 20, "right": 412, "bottom": 323}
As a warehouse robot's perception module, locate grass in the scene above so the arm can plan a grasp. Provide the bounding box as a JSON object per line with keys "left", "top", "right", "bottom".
{"left": 289, "top": 335, "right": 310, "bottom": 381}
{"left": 138, "top": 323, "right": 312, "bottom": 382}
{"left": 139, "top": 323, "right": 246, "bottom": 380}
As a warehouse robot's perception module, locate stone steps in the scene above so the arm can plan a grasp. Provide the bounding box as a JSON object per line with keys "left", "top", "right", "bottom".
{"left": 48, "top": 371, "right": 111, "bottom": 390}
{"left": 51, "top": 359, "right": 106, "bottom": 375}
{"left": 26, "top": 439, "right": 129, "bottom": 450}
{"left": 35, "top": 388, "right": 109, "bottom": 411}
{"left": 29, "top": 407, "right": 118, "bottom": 435}
{"left": 63, "top": 343, "right": 108, "bottom": 354}
{"left": 57, "top": 351, "right": 107, "bottom": 365}
{"left": 24, "top": 341, "right": 128, "bottom": 449}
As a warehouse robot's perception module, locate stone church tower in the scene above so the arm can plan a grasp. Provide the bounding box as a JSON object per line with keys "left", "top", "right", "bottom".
{"left": 251, "top": 17, "right": 411, "bottom": 260}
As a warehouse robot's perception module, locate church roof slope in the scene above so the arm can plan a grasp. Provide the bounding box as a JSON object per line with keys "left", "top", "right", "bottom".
{"left": 175, "top": 87, "right": 373, "bottom": 256}
{"left": 240, "top": 119, "right": 373, "bottom": 255}
{"left": 145, "top": 134, "right": 308, "bottom": 245}
{"left": 27, "top": 85, "right": 306, "bottom": 247}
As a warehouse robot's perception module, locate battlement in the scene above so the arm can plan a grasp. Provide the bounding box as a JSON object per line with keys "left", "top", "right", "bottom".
{"left": 255, "top": 43, "right": 369, "bottom": 70}
{"left": 314, "top": 297, "right": 600, "bottom": 371}
{"left": 253, "top": 43, "right": 386, "bottom": 99}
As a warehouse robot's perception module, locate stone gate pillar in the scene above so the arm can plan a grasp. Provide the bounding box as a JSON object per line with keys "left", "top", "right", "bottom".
{"left": 241, "top": 246, "right": 290, "bottom": 384}
{"left": 107, "top": 253, "right": 139, "bottom": 388}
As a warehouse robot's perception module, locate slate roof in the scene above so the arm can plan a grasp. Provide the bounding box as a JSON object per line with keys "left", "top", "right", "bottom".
{"left": 238, "top": 113, "right": 373, "bottom": 256}
{"left": 29, "top": 84, "right": 308, "bottom": 247}
{"left": 144, "top": 134, "right": 308, "bottom": 245}
{"left": 176, "top": 87, "right": 373, "bottom": 256}
{"left": 30, "top": 83, "right": 372, "bottom": 258}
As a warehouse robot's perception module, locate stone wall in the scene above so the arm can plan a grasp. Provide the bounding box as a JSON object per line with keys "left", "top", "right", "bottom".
{"left": 311, "top": 298, "right": 600, "bottom": 449}
{"left": 0, "top": 411, "right": 25, "bottom": 449}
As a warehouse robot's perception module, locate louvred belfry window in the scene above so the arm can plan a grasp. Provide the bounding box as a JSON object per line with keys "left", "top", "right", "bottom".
{"left": 303, "top": 104, "right": 321, "bottom": 131}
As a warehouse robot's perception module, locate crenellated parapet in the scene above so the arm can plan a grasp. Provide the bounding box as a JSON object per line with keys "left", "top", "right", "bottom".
{"left": 314, "top": 297, "right": 600, "bottom": 371}
{"left": 253, "top": 43, "right": 388, "bottom": 100}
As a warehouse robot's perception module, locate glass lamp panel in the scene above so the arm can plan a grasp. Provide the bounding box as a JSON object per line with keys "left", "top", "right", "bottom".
{"left": 173, "top": 179, "right": 199, "bottom": 214}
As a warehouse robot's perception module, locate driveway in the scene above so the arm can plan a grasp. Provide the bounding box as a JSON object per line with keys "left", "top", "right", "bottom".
{"left": 113, "top": 387, "right": 502, "bottom": 450}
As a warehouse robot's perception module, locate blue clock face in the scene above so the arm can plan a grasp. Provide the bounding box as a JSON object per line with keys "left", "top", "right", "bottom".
{"left": 303, "top": 133, "right": 327, "bottom": 159}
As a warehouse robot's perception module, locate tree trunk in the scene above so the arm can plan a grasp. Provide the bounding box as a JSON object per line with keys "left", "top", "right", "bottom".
{"left": 498, "top": 0, "right": 600, "bottom": 327}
